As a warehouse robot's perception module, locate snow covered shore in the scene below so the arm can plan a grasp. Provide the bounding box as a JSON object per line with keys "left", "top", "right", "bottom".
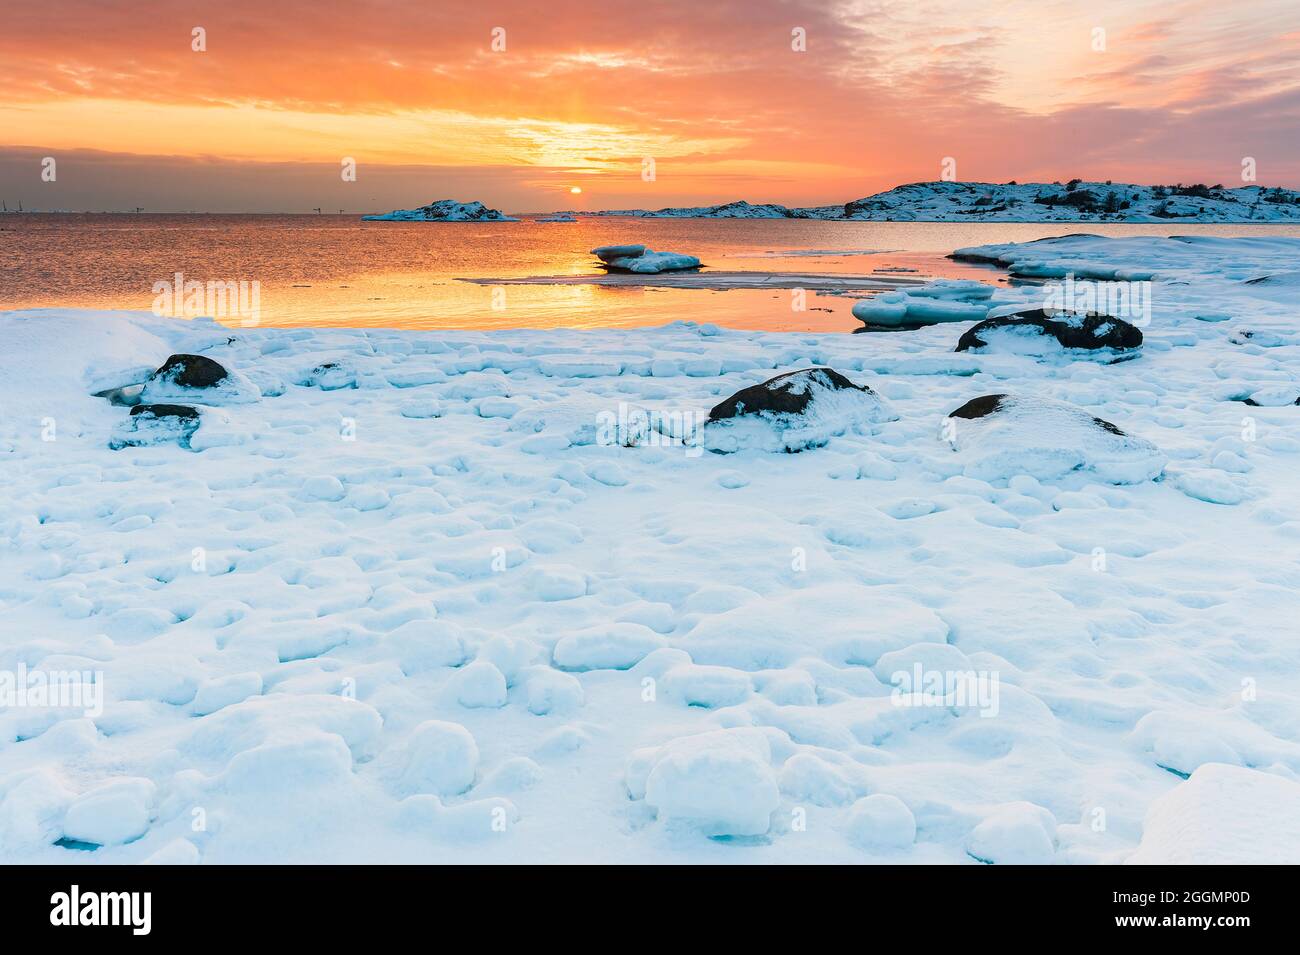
{"left": 562, "top": 181, "right": 1300, "bottom": 223}
{"left": 2, "top": 234, "right": 1299, "bottom": 864}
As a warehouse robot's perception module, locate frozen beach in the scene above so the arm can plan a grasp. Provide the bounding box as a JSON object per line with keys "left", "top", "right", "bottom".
{"left": 2, "top": 234, "right": 1300, "bottom": 864}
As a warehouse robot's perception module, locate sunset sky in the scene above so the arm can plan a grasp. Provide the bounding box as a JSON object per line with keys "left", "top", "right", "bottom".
{"left": 2, "top": 0, "right": 1298, "bottom": 211}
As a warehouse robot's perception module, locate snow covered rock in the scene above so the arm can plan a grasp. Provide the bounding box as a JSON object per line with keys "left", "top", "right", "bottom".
{"left": 955, "top": 309, "right": 1143, "bottom": 358}
{"left": 632, "top": 729, "right": 779, "bottom": 836}
{"left": 945, "top": 394, "right": 1165, "bottom": 484}
{"left": 592, "top": 245, "right": 701, "bottom": 273}
{"left": 108, "top": 404, "right": 202, "bottom": 450}
{"left": 296, "top": 361, "right": 357, "bottom": 390}
{"left": 151, "top": 353, "right": 228, "bottom": 388}
{"left": 363, "top": 199, "right": 519, "bottom": 222}
{"left": 399, "top": 720, "right": 479, "bottom": 796}
{"left": 139, "top": 353, "right": 261, "bottom": 405}
{"left": 1128, "top": 764, "right": 1300, "bottom": 864}
{"left": 703, "top": 367, "right": 895, "bottom": 453}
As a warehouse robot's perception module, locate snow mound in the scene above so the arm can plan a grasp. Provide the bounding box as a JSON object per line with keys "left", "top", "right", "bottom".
{"left": 945, "top": 394, "right": 1165, "bottom": 484}
{"left": 363, "top": 199, "right": 519, "bottom": 222}
{"left": 703, "top": 367, "right": 896, "bottom": 453}
{"left": 398, "top": 720, "right": 479, "bottom": 797}
{"left": 62, "top": 778, "right": 156, "bottom": 847}
{"left": 845, "top": 794, "right": 916, "bottom": 850}
{"left": 1129, "top": 765, "right": 1300, "bottom": 864}
{"left": 630, "top": 728, "right": 779, "bottom": 836}
{"left": 966, "top": 802, "right": 1057, "bottom": 864}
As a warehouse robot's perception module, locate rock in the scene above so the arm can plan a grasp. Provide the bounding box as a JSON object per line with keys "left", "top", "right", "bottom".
{"left": 703, "top": 367, "right": 896, "bottom": 453}
{"left": 592, "top": 244, "right": 647, "bottom": 261}
{"left": 151, "top": 354, "right": 229, "bottom": 388}
{"left": 956, "top": 308, "right": 1143, "bottom": 355}
{"left": 128, "top": 403, "right": 200, "bottom": 420}
{"left": 945, "top": 394, "right": 1165, "bottom": 484}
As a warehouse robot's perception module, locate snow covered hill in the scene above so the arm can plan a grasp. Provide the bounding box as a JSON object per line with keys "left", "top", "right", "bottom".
{"left": 559, "top": 182, "right": 1300, "bottom": 222}
{"left": 837, "top": 180, "right": 1300, "bottom": 222}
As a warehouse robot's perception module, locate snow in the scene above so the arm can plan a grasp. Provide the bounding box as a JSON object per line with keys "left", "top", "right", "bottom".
{"left": 1129, "top": 764, "right": 1300, "bottom": 864}
{"left": 3, "top": 232, "right": 1300, "bottom": 863}
{"left": 846, "top": 794, "right": 917, "bottom": 850}
{"left": 634, "top": 728, "right": 781, "bottom": 836}
{"left": 363, "top": 200, "right": 519, "bottom": 222}
{"left": 853, "top": 281, "right": 996, "bottom": 328}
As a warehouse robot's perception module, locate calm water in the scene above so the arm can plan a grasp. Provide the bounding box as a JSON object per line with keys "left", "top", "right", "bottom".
{"left": 4, "top": 214, "right": 1298, "bottom": 332}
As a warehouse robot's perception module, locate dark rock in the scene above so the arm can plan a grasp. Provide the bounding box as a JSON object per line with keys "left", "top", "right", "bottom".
{"left": 708, "top": 368, "right": 876, "bottom": 421}
{"left": 955, "top": 309, "right": 1142, "bottom": 352}
{"left": 948, "top": 393, "right": 1126, "bottom": 435}
{"left": 948, "top": 394, "right": 1006, "bottom": 420}
{"left": 152, "top": 354, "right": 229, "bottom": 388}
{"left": 130, "top": 403, "right": 200, "bottom": 420}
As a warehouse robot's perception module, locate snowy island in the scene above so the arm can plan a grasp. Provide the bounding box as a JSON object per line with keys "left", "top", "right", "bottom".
{"left": 553, "top": 181, "right": 1300, "bottom": 223}
{"left": 363, "top": 199, "right": 519, "bottom": 222}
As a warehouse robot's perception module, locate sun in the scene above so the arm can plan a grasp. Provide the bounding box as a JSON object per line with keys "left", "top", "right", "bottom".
{"left": 569, "top": 186, "right": 582, "bottom": 195}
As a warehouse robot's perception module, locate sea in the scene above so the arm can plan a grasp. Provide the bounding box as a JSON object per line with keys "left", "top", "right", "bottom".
{"left": 3, "top": 214, "right": 1297, "bottom": 332}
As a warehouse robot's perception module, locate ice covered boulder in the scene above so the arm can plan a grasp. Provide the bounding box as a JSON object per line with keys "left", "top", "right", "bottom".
{"left": 944, "top": 394, "right": 1165, "bottom": 484}
{"left": 592, "top": 244, "right": 646, "bottom": 261}
{"left": 630, "top": 728, "right": 779, "bottom": 836}
{"left": 363, "top": 199, "right": 519, "bottom": 222}
{"left": 139, "top": 353, "right": 260, "bottom": 405}
{"left": 702, "top": 367, "right": 896, "bottom": 453}
{"left": 592, "top": 245, "right": 701, "bottom": 273}
{"left": 956, "top": 308, "right": 1143, "bottom": 358}
{"left": 108, "top": 404, "right": 202, "bottom": 450}
{"left": 1128, "top": 764, "right": 1300, "bottom": 864}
